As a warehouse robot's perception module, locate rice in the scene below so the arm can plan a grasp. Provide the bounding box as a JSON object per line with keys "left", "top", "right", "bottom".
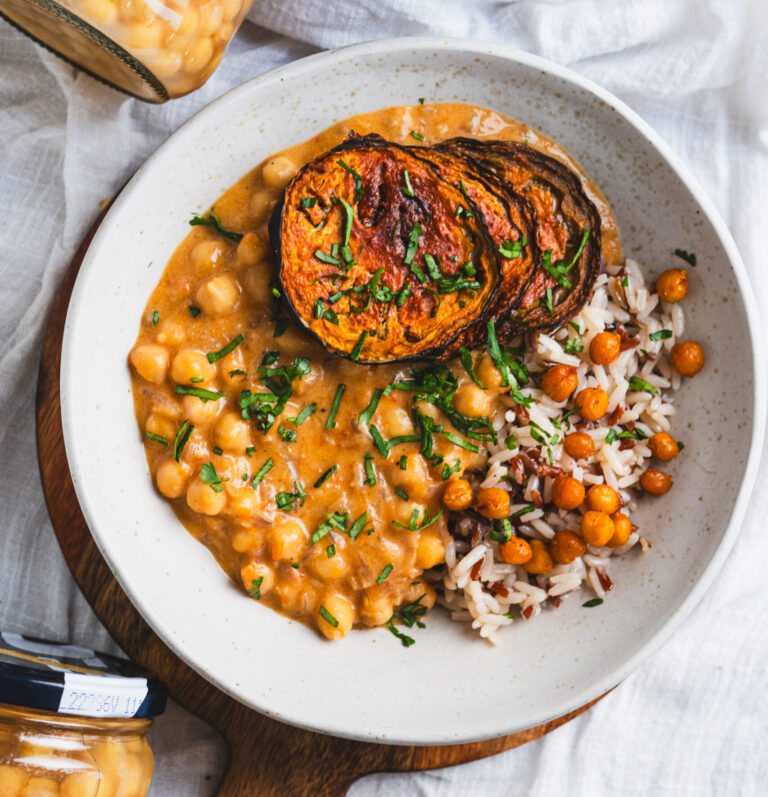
{"left": 438, "top": 259, "right": 683, "bottom": 643}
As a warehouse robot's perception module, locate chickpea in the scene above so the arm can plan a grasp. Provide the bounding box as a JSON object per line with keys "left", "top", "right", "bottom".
{"left": 130, "top": 344, "right": 168, "bottom": 384}
{"left": 360, "top": 588, "right": 394, "bottom": 626}
{"left": 186, "top": 476, "right": 227, "bottom": 515}
{"left": 563, "top": 431, "right": 595, "bottom": 459}
{"left": 453, "top": 382, "right": 492, "bottom": 418}
{"left": 541, "top": 364, "right": 579, "bottom": 402}
{"left": 170, "top": 348, "right": 215, "bottom": 384}
{"left": 249, "top": 190, "right": 276, "bottom": 223}
{"left": 199, "top": 0, "right": 223, "bottom": 33}
{"left": 184, "top": 36, "right": 214, "bottom": 71}
{"left": 145, "top": 413, "right": 175, "bottom": 442}
{"left": 550, "top": 530, "right": 587, "bottom": 564}
{"left": 575, "top": 387, "right": 609, "bottom": 421}
{"left": 244, "top": 266, "right": 272, "bottom": 303}
{"left": 475, "top": 353, "right": 505, "bottom": 390}
{"left": 262, "top": 156, "right": 298, "bottom": 190}
{"left": 231, "top": 528, "right": 260, "bottom": 553}
{"left": 586, "top": 484, "right": 621, "bottom": 515}
{"left": 523, "top": 539, "right": 553, "bottom": 575}
{"left": 19, "top": 778, "right": 59, "bottom": 796}
{"left": 580, "top": 510, "right": 615, "bottom": 547}
{"left": 318, "top": 594, "right": 354, "bottom": 640}
{"left": 0, "top": 766, "right": 28, "bottom": 795}
{"left": 61, "top": 770, "right": 100, "bottom": 797}
{"left": 215, "top": 412, "right": 252, "bottom": 451}
{"left": 240, "top": 561, "right": 274, "bottom": 597}
{"left": 648, "top": 432, "right": 679, "bottom": 461}
{"left": 640, "top": 469, "right": 673, "bottom": 495}
{"left": 155, "top": 459, "right": 191, "bottom": 498}
{"left": 589, "top": 331, "right": 621, "bottom": 365}
{"left": 670, "top": 341, "right": 705, "bottom": 377}
{"left": 475, "top": 487, "right": 510, "bottom": 519}
{"left": 236, "top": 232, "right": 268, "bottom": 268}
{"left": 308, "top": 548, "right": 349, "bottom": 580}
{"left": 79, "top": 0, "right": 117, "bottom": 23}
{"left": 608, "top": 512, "right": 633, "bottom": 548}
{"left": 499, "top": 536, "right": 532, "bottom": 565}
{"left": 181, "top": 394, "right": 222, "bottom": 425}
{"left": 196, "top": 274, "right": 240, "bottom": 316}
{"left": 268, "top": 518, "right": 307, "bottom": 561}
{"left": 656, "top": 268, "right": 688, "bottom": 303}
{"left": 388, "top": 453, "right": 430, "bottom": 501}
{"left": 442, "top": 478, "right": 473, "bottom": 511}
{"left": 190, "top": 239, "right": 223, "bottom": 275}
{"left": 551, "top": 474, "right": 585, "bottom": 510}
{"left": 415, "top": 529, "right": 446, "bottom": 569}
{"left": 377, "top": 404, "right": 414, "bottom": 437}
{"left": 156, "top": 320, "right": 185, "bottom": 346}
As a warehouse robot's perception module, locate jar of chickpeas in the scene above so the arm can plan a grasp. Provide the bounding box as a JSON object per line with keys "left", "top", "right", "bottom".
{"left": 0, "top": 632, "right": 166, "bottom": 796}
{"left": 0, "top": 0, "right": 251, "bottom": 101}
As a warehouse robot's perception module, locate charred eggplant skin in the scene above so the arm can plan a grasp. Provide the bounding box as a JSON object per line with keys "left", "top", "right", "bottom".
{"left": 270, "top": 135, "right": 501, "bottom": 363}
{"left": 436, "top": 138, "right": 601, "bottom": 337}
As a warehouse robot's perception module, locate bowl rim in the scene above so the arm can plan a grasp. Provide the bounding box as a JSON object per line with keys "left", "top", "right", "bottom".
{"left": 60, "top": 35, "right": 766, "bottom": 744}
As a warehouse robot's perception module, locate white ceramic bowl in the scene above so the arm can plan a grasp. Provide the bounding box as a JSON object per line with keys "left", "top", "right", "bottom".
{"left": 61, "top": 37, "right": 765, "bottom": 744}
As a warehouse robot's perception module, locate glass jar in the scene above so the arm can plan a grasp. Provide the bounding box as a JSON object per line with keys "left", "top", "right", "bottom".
{"left": 0, "top": 632, "right": 166, "bottom": 797}
{"left": 0, "top": 0, "right": 253, "bottom": 101}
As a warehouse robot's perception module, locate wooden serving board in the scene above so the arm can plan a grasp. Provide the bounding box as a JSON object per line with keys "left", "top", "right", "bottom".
{"left": 35, "top": 210, "right": 607, "bottom": 796}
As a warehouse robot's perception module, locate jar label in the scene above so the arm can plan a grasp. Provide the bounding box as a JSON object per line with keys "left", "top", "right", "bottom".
{"left": 59, "top": 672, "right": 149, "bottom": 718}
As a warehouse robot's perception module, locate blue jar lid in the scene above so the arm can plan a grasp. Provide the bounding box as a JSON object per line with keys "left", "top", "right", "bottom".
{"left": 0, "top": 632, "right": 166, "bottom": 719}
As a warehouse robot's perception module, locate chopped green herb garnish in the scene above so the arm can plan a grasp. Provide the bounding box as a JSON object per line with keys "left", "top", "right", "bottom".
{"left": 544, "top": 287, "right": 555, "bottom": 315}
{"left": 175, "top": 385, "right": 223, "bottom": 402}
{"left": 326, "top": 544, "right": 336, "bottom": 558}
{"left": 627, "top": 375, "right": 659, "bottom": 395}
{"left": 337, "top": 159, "right": 363, "bottom": 202}
{"left": 677, "top": 441, "right": 685, "bottom": 451}
{"left": 363, "top": 455, "right": 376, "bottom": 487}
{"left": 498, "top": 235, "right": 526, "bottom": 259}
{"left": 245, "top": 446, "right": 256, "bottom": 457}
{"left": 418, "top": 97, "right": 425, "bottom": 105}
{"left": 621, "top": 276, "right": 629, "bottom": 287}
{"left": 300, "top": 196, "right": 317, "bottom": 208}
{"left": 322, "top": 307, "right": 339, "bottom": 325}
{"left": 314, "top": 249, "right": 342, "bottom": 266}
{"left": 212, "top": 446, "right": 223, "bottom": 455}
{"left": 605, "top": 428, "right": 618, "bottom": 445}
{"left": 145, "top": 431, "right": 167, "bottom": 446}
{"left": 188, "top": 377, "right": 203, "bottom": 383}
{"left": 200, "top": 462, "right": 228, "bottom": 493}
{"left": 188, "top": 305, "right": 201, "bottom": 318}
{"left": 189, "top": 211, "right": 243, "bottom": 242}
{"left": 404, "top": 223, "right": 422, "bottom": 267}
{"left": 399, "top": 455, "right": 408, "bottom": 471}
{"left": 250, "top": 458, "right": 274, "bottom": 488}
{"left": 369, "top": 424, "right": 390, "bottom": 458}
{"left": 313, "top": 299, "right": 325, "bottom": 319}
{"left": 402, "top": 169, "right": 415, "bottom": 198}
{"left": 229, "top": 369, "right": 246, "bottom": 377}
{"left": 409, "top": 130, "right": 425, "bottom": 141}
{"left": 275, "top": 481, "right": 305, "bottom": 511}
{"left": 206, "top": 334, "right": 243, "bottom": 363}
{"left": 441, "top": 459, "right": 461, "bottom": 480}
{"left": 386, "top": 620, "right": 415, "bottom": 647}
{"left": 583, "top": 598, "right": 604, "bottom": 608}
{"left": 394, "top": 487, "right": 409, "bottom": 501}
{"left": 173, "top": 420, "right": 193, "bottom": 462}
{"left": 319, "top": 606, "right": 339, "bottom": 628}
{"left": 277, "top": 425, "right": 297, "bottom": 442}
{"left": 377, "top": 564, "right": 394, "bottom": 584}
{"left": 248, "top": 577, "right": 263, "bottom": 599}
{"left": 350, "top": 331, "right": 368, "bottom": 362}
{"left": 292, "top": 562, "right": 301, "bottom": 568}
{"left": 359, "top": 388, "right": 383, "bottom": 427}
{"left": 314, "top": 465, "right": 338, "bottom": 488}
{"left": 152, "top": 311, "right": 159, "bottom": 326}
{"left": 326, "top": 383, "right": 346, "bottom": 429}
{"left": 674, "top": 249, "right": 697, "bottom": 267}
{"left": 392, "top": 508, "right": 443, "bottom": 531}
{"left": 649, "top": 329, "right": 673, "bottom": 341}
{"left": 293, "top": 403, "right": 317, "bottom": 425}
{"left": 273, "top": 318, "right": 289, "bottom": 337}
{"left": 505, "top": 434, "right": 517, "bottom": 450}
{"left": 424, "top": 253, "right": 443, "bottom": 281}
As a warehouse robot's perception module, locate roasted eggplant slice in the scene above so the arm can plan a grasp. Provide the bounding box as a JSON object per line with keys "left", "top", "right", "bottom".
{"left": 270, "top": 136, "right": 500, "bottom": 363}
{"left": 436, "top": 138, "right": 601, "bottom": 336}
{"left": 412, "top": 148, "right": 539, "bottom": 354}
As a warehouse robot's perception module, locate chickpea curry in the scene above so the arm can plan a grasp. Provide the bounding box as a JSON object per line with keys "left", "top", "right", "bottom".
{"left": 130, "top": 103, "right": 699, "bottom": 642}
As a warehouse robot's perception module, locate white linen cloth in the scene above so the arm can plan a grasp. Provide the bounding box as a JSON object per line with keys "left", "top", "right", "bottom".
{"left": 1, "top": 0, "right": 767, "bottom": 794}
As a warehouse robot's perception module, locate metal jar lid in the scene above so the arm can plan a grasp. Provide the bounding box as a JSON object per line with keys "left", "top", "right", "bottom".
{"left": 0, "top": 631, "right": 167, "bottom": 719}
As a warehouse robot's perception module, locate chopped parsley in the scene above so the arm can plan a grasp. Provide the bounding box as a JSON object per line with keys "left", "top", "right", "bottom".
{"left": 441, "top": 459, "right": 461, "bottom": 480}
{"left": 292, "top": 403, "right": 317, "bottom": 425}
{"left": 326, "top": 544, "right": 336, "bottom": 558}
{"left": 674, "top": 249, "right": 697, "bottom": 266}
{"left": 248, "top": 577, "right": 263, "bottom": 599}
{"left": 369, "top": 424, "right": 390, "bottom": 458}
{"left": 176, "top": 385, "right": 223, "bottom": 402}
{"left": 348, "top": 511, "right": 370, "bottom": 540}
{"left": 605, "top": 428, "right": 618, "bottom": 445}
{"left": 386, "top": 595, "right": 428, "bottom": 647}
{"left": 200, "top": 462, "right": 228, "bottom": 493}
{"left": 145, "top": 431, "right": 167, "bottom": 446}
{"left": 392, "top": 508, "right": 443, "bottom": 531}
{"left": 313, "top": 465, "right": 338, "bottom": 488}
{"left": 394, "top": 487, "right": 409, "bottom": 501}
{"left": 245, "top": 446, "right": 255, "bottom": 457}
{"left": 250, "top": 458, "right": 274, "bottom": 488}
{"left": 377, "top": 564, "right": 393, "bottom": 584}
{"left": 649, "top": 329, "right": 673, "bottom": 341}
{"left": 359, "top": 388, "right": 383, "bottom": 427}
{"left": 326, "top": 383, "right": 346, "bottom": 429}
{"left": 189, "top": 211, "right": 243, "bottom": 242}
{"left": 173, "top": 420, "right": 193, "bottom": 462}
{"left": 275, "top": 482, "right": 306, "bottom": 511}
{"left": 363, "top": 454, "right": 376, "bottom": 487}
{"left": 583, "top": 598, "right": 604, "bottom": 608}
{"left": 212, "top": 446, "right": 223, "bottom": 455}
{"left": 277, "top": 425, "right": 297, "bottom": 442}
{"left": 540, "top": 228, "right": 591, "bottom": 290}
{"left": 188, "top": 305, "right": 201, "bottom": 318}
{"left": 498, "top": 236, "right": 526, "bottom": 259}
{"left": 300, "top": 196, "right": 317, "bottom": 208}
{"left": 151, "top": 311, "right": 159, "bottom": 326}
{"left": 627, "top": 375, "right": 660, "bottom": 395}
{"left": 206, "top": 334, "right": 243, "bottom": 363}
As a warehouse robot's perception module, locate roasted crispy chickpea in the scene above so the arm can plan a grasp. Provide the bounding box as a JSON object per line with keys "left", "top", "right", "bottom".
{"left": 589, "top": 331, "right": 621, "bottom": 365}
{"left": 575, "top": 386, "right": 609, "bottom": 421}
{"left": 550, "top": 530, "right": 587, "bottom": 564}
{"left": 608, "top": 512, "right": 633, "bottom": 548}
{"left": 474, "top": 487, "right": 511, "bottom": 519}
{"left": 580, "top": 510, "right": 615, "bottom": 547}
{"left": 499, "top": 536, "right": 532, "bottom": 565}
{"left": 541, "top": 364, "right": 579, "bottom": 402}
{"left": 586, "top": 484, "right": 621, "bottom": 515}
{"left": 551, "top": 474, "right": 585, "bottom": 510}
{"left": 563, "top": 431, "right": 595, "bottom": 460}
{"left": 656, "top": 268, "right": 688, "bottom": 303}
{"left": 640, "top": 469, "right": 673, "bottom": 495}
{"left": 670, "top": 340, "right": 705, "bottom": 377}
{"left": 648, "top": 432, "right": 679, "bottom": 461}
{"left": 442, "top": 478, "right": 474, "bottom": 511}
{"left": 523, "top": 539, "right": 553, "bottom": 574}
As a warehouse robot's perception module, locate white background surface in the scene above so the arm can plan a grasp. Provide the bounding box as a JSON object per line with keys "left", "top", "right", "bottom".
{"left": 1, "top": 1, "right": 766, "bottom": 794}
